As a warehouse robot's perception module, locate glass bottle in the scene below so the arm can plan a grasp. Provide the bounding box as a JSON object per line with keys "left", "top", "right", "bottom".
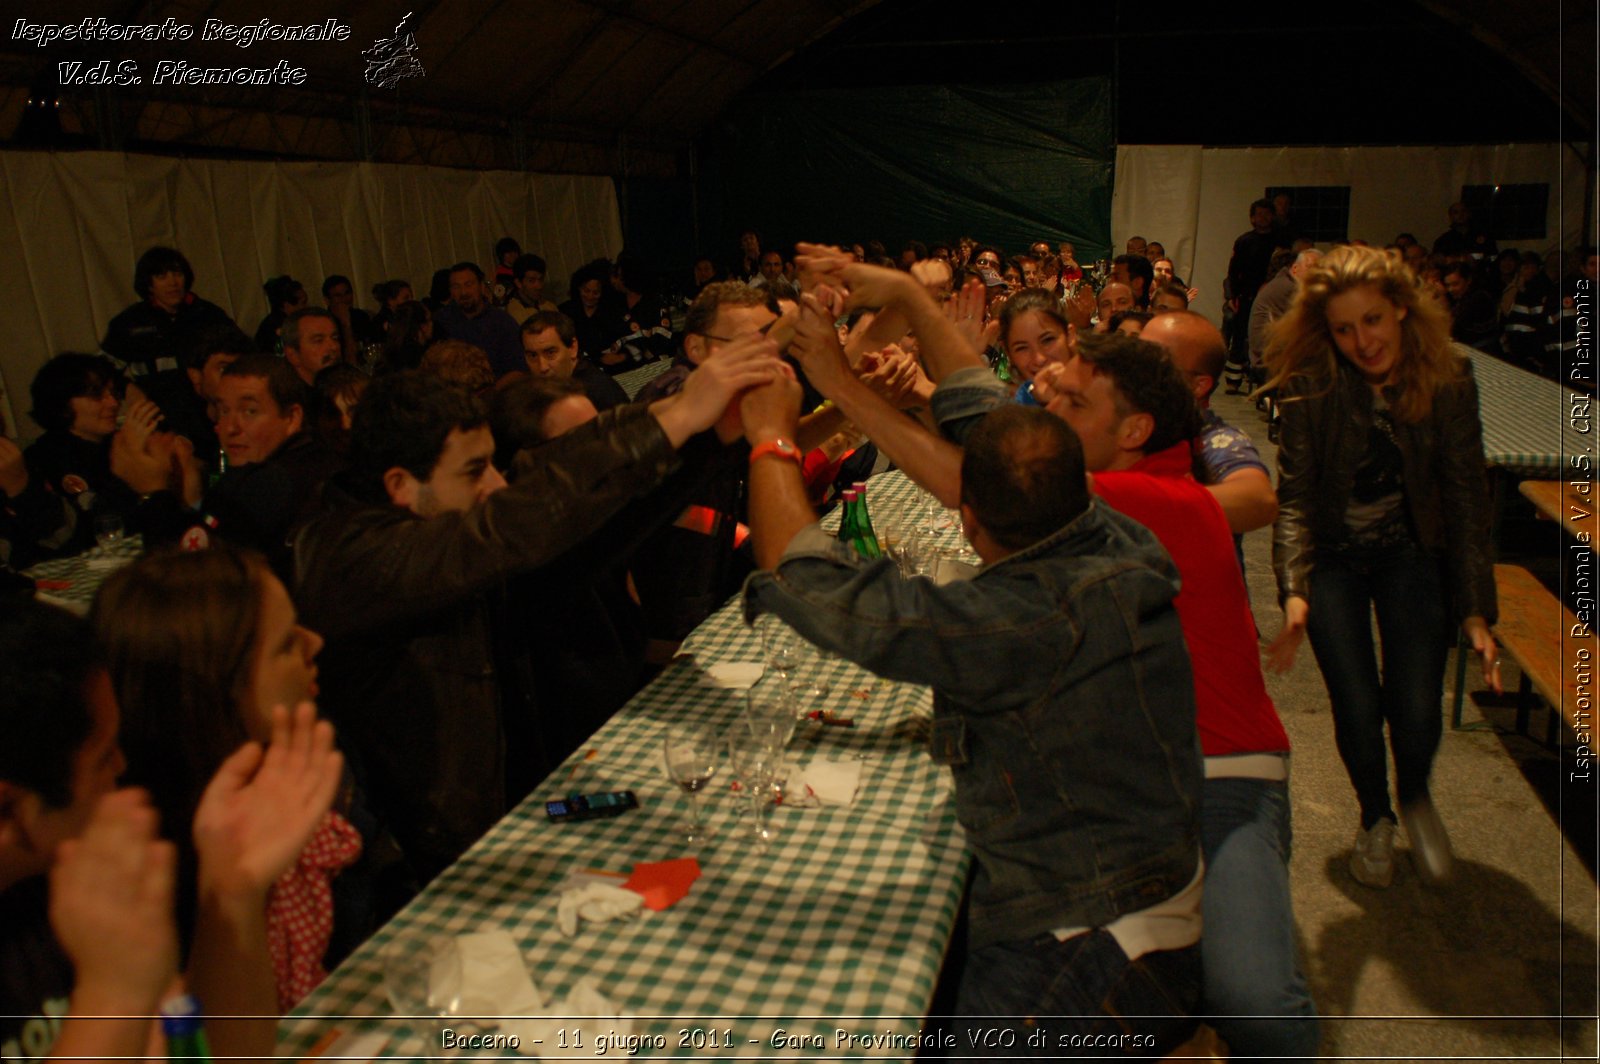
{"left": 850, "top": 482, "right": 883, "bottom": 559}
{"left": 161, "top": 994, "right": 213, "bottom": 1062}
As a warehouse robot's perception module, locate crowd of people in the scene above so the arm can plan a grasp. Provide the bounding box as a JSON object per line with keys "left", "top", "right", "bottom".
{"left": 0, "top": 196, "right": 1584, "bottom": 1058}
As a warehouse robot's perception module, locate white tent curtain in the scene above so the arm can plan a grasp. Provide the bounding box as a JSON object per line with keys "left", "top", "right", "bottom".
{"left": 1111, "top": 143, "right": 1583, "bottom": 326}
{"left": 0, "top": 150, "right": 623, "bottom": 440}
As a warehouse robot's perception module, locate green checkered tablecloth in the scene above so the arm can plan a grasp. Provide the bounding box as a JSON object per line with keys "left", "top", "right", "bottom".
{"left": 279, "top": 471, "right": 971, "bottom": 1059}
{"left": 1463, "top": 347, "right": 1592, "bottom": 479}
{"left": 24, "top": 535, "right": 143, "bottom": 615}
{"left": 614, "top": 359, "right": 676, "bottom": 400}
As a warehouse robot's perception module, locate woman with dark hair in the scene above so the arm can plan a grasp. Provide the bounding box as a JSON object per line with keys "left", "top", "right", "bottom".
{"left": 370, "top": 279, "right": 413, "bottom": 337}
{"left": 22, "top": 353, "right": 139, "bottom": 555}
{"left": 322, "top": 275, "right": 377, "bottom": 360}
{"left": 730, "top": 229, "right": 761, "bottom": 283}
{"left": 92, "top": 546, "right": 401, "bottom": 1009}
{"left": 559, "top": 260, "right": 627, "bottom": 372}
{"left": 611, "top": 251, "right": 671, "bottom": 368}
{"left": 313, "top": 363, "right": 370, "bottom": 459}
{"left": 998, "top": 288, "right": 1073, "bottom": 383}
{"left": 492, "top": 237, "right": 521, "bottom": 305}
{"left": 374, "top": 300, "right": 433, "bottom": 375}
{"left": 101, "top": 245, "right": 238, "bottom": 375}
{"left": 254, "top": 275, "right": 308, "bottom": 354}
{"left": 1264, "top": 244, "right": 1498, "bottom": 890}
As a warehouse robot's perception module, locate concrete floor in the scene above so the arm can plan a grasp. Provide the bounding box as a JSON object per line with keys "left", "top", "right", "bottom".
{"left": 1211, "top": 388, "right": 1599, "bottom": 1062}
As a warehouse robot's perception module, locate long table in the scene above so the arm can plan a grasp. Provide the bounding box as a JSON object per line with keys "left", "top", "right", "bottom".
{"left": 23, "top": 535, "right": 143, "bottom": 615}
{"left": 279, "top": 471, "right": 970, "bottom": 1059}
{"left": 1462, "top": 347, "right": 1590, "bottom": 479}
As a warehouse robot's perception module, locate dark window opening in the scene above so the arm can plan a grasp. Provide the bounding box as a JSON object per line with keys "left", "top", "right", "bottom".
{"left": 1264, "top": 186, "right": 1351, "bottom": 244}
{"left": 1461, "top": 184, "right": 1548, "bottom": 241}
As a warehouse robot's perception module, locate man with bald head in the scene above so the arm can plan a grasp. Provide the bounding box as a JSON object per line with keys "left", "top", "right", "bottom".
{"left": 1142, "top": 311, "right": 1277, "bottom": 537}
{"left": 1096, "top": 282, "right": 1135, "bottom": 330}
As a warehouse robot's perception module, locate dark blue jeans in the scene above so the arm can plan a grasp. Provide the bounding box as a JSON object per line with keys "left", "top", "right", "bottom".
{"left": 954, "top": 930, "right": 1201, "bottom": 1059}
{"left": 1306, "top": 545, "right": 1452, "bottom": 827}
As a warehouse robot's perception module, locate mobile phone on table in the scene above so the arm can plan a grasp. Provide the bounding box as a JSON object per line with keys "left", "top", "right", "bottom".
{"left": 545, "top": 791, "right": 638, "bottom": 822}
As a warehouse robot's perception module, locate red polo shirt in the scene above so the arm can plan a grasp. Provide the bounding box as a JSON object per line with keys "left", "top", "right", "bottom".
{"left": 1093, "top": 442, "right": 1290, "bottom": 757}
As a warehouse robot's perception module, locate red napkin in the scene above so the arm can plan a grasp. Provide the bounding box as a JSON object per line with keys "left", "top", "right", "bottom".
{"left": 621, "top": 858, "right": 701, "bottom": 911}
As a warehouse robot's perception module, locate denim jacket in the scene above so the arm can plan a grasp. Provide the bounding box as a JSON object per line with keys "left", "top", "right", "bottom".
{"left": 743, "top": 503, "right": 1203, "bottom": 950}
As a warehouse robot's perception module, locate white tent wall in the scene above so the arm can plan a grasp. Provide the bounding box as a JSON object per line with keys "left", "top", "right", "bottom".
{"left": 1112, "top": 144, "right": 1585, "bottom": 327}
{"left": 0, "top": 150, "right": 623, "bottom": 441}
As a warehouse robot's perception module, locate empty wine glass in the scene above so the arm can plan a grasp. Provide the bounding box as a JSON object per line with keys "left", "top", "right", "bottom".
{"left": 726, "top": 726, "right": 778, "bottom": 847}
{"left": 757, "top": 615, "right": 804, "bottom": 680}
{"left": 381, "top": 934, "right": 465, "bottom": 1017}
{"left": 94, "top": 514, "right": 124, "bottom": 551}
{"left": 663, "top": 724, "right": 719, "bottom": 845}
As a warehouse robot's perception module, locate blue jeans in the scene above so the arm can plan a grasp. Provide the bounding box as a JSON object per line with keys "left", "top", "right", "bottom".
{"left": 1200, "top": 776, "right": 1320, "bottom": 1058}
{"left": 1306, "top": 545, "right": 1452, "bottom": 826}
{"left": 954, "top": 929, "right": 1201, "bottom": 1059}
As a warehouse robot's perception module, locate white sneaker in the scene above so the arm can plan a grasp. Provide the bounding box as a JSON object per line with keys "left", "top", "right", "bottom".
{"left": 1350, "top": 818, "right": 1397, "bottom": 888}
{"left": 1401, "top": 798, "right": 1455, "bottom": 887}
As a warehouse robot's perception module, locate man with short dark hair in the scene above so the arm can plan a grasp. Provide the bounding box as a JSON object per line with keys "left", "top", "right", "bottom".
{"left": 1224, "top": 199, "right": 1291, "bottom": 390}
{"left": 753, "top": 250, "right": 785, "bottom": 288}
{"left": 1432, "top": 201, "right": 1497, "bottom": 260}
{"left": 125, "top": 354, "right": 335, "bottom": 578}
{"left": 128, "top": 323, "right": 252, "bottom": 477}
{"left": 740, "top": 338, "right": 1203, "bottom": 1054}
{"left": 101, "top": 246, "right": 237, "bottom": 376}
{"left": 1442, "top": 261, "right": 1500, "bottom": 351}
{"left": 1151, "top": 282, "right": 1190, "bottom": 314}
{"left": 521, "top": 311, "right": 628, "bottom": 412}
{"left": 433, "top": 262, "right": 524, "bottom": 379}
{"left": 282, "top": 307, "right": 342, "bottom": 387}
{"left": 1112, "top": 253, "right": 1155, "bottom": 308}
{"left": 1025, "top": 335, "right": 1317, "bottom": 1059}
{"left": 295, "top": 342, "right": 778, "bottom": 876}
{"left": 506, "top": 254, "right": 556, "bottom": 325}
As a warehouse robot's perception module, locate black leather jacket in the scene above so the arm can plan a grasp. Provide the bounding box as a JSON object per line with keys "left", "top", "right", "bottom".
{"left": 293, "top": 403, "right": 681, "bottom": 878}
{"left": 1272, "top": 348, "right": 1497, "bottom": 626}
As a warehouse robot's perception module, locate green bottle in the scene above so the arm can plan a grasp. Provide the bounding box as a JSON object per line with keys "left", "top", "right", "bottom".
{"left": 836, "top": 489, "right": 860, "bottom": 547}
{"left": 850, "top": 482, "right": 883, "bottom": 559}
{"left": 160, "top": 994, "right": 213, "bottom": 1062}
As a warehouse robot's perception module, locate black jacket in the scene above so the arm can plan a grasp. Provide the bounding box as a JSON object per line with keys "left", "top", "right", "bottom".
{"left": 101, "top": 295, "right": 237, "bottom": 374}
{"left": 140, "top": 431, "right": 342, "bottom": 583}
{"left": 292, "top": 403, "right": 682, "bottom": 877}
{"left": 1272, "top": 349, "right": 1497, "bottom": 626}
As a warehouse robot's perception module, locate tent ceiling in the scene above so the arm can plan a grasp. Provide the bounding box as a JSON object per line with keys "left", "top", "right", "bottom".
{"left": 0, "top": 0, "right": 1588, "bottom": 174}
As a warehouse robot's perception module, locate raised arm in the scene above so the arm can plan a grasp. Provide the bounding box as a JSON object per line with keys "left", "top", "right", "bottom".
{"left": 790, "top": 295, "right": 964, "bottom": 506}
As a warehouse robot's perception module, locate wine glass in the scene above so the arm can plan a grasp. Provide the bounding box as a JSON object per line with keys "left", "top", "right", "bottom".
{"left": 94, "top": 514, "right": 125, "bottom": 551}
{"left": 726, "top": 726, "right": 778, "bottom": 847}
{"left": 663, "top": 724, "right": 719, "bottom": 845}
{"left": 757, "top": 615, "right": 804, "bottom": 681}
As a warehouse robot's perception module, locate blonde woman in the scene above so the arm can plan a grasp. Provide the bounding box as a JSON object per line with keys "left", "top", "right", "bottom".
{"left": 1264, "top": 245, "right": 1499, "bottom": 889}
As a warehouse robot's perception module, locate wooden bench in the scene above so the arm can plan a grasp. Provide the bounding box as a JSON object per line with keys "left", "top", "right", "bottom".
{"left": 1467, "top": 563, "right": 1598, "bottom": 744}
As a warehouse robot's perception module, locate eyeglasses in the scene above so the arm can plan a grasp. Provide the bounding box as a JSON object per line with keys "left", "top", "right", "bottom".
{"left": 695, "top": 320, "right": 777, "bottom": 344}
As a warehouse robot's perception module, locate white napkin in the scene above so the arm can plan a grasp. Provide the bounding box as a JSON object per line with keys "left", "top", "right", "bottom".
{"left": 503, "top": 979, "right": 634, "bottom": 1057}
{"left": 703, "top": 661, "right": 764, "bottom": 689}
{"left": 435, "top": 931, "right": 544, "bottom": 1017}
{"left": 430, "top": 934, "right": 633, "bottom": 1058}
{"left": 556, "top": 882, "right": 644, "bottom": 937}
{"left": 791, "top": 759, "right": 864, "bottom": 806}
